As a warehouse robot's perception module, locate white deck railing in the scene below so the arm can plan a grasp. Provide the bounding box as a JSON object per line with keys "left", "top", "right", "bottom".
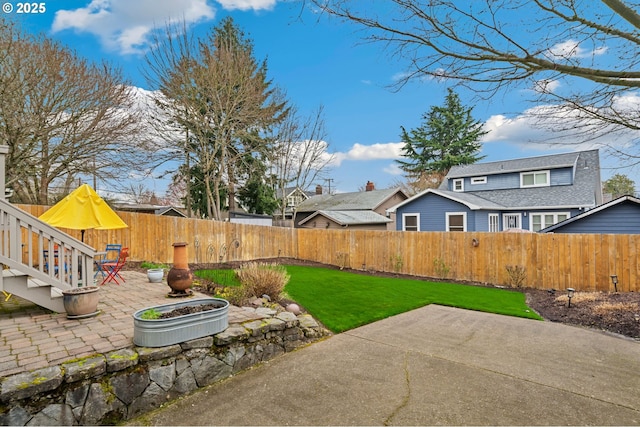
{"left": 0, "top": 198, "right": 96, "bottom": 290}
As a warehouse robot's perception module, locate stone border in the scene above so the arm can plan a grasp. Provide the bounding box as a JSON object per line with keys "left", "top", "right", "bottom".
{"left": 0, "top": 312, "right": 328, "bottom": 426}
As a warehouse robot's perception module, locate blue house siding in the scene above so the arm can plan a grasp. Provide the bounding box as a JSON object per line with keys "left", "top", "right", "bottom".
{"left": 396, "top": 193, "right": 474, "bottom": 231}
{"left": 447, "top": 167, "right": 574, "bottom": 192}
{"left": 550, "top": 168, "right": 572, "bottom": 186}
{"left": 543, "top": 202, "right": 640, "bottom": 233}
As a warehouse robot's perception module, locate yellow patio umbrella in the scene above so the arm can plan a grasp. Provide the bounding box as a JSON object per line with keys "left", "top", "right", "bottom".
{"left": 39, "top": 183, "right": 128, "bottom": 241}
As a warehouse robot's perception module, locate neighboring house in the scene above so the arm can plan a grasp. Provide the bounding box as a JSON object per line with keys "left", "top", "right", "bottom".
{"left": 274, "top": 186, "right": 316, "bottom": 220}
{"left": 388, "top": 149, "right": 603, "bottom": 232}
{"left": 295, "top": 181, "right": 409, "bottom": 230}
{"left": 540, "top": 195, "right": 640, "bottom": 234}
{"left": 113, "top": 203, "right": 188, "bottom": 218}
{"left": 229, "top": 211, "right": 273, "bottom": 227}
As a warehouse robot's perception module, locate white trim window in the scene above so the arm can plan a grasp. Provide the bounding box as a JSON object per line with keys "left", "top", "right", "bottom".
{"left": 446, "top": 212, "right": 467, "bottom": 232}
{"left": 452, "top": 178, "right": 464, "bottom": 192}
{"left": 471, "top": 176, "right": 487, "bottom": 185}
{"left": 488, "top": 213, "right": 499, "bottom": 232}
{"left": 530, "top": 212, "right": 569, "bottom": 232}
{"left": 402, "top": 213, "right": 420, "bottom": 231}
{"left": 503, "top": 213, "right": 522, "bottom": 230}
{"left": 520, "top": 170, "right": 550, "bottom": 188}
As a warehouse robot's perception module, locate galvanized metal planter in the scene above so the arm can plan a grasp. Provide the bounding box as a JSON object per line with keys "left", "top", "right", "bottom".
{"left": 133, "top": 298, "right": 229, "bottom": 347}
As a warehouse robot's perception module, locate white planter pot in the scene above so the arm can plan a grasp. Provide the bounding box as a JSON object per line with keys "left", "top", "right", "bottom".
{"left": 132, "top": 298, "right": 229, "bottom": 347}
{"left": 147, "top": 268, "right": 164, "bottom": 283}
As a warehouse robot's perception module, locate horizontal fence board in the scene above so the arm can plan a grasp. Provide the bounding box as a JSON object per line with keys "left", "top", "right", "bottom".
{"left": 15, "top": 204, "right": 639, "bottom": 292}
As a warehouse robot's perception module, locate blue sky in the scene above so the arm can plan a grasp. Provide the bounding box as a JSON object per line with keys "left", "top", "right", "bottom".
{"left": 7, "top": 0, "right": 639, "bottom": 196}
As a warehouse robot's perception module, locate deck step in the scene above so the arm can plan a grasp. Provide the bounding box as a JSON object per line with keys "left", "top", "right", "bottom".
{"left": 2, "top": 268, "right": 65, "bottom": 313}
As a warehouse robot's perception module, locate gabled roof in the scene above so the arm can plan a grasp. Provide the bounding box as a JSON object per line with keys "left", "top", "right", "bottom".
{"left": 298, "top": 210, "right": 392, "bottom": 226}
{"left": 296, "top": 188, "right": 407, "bottom": 212}
{"left": 540, "top": 195, "right": 640, "bottom": 232}
{"left": 155, "top": 207, "right": 187, "bottom": 218}
{"left": 443, "top": 150, "right": 585, "bottom": 180}
{"left": 275, "top": 186, "right": 314, "bottom": 199}
{"left": 388, "top": 189, "right": 505, "bottom": 212}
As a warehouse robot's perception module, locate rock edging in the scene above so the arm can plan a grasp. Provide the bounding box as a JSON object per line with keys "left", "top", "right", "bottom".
{"left": 0, "top": 311, "right": 329, "bottom": 426}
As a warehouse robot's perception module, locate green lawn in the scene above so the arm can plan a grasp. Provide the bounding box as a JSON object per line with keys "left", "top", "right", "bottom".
{"left": 283, "top": 265, "right": 542, "bottom": 333}
{"left": 194, "top": 265, "right": 542, "bottom": 334}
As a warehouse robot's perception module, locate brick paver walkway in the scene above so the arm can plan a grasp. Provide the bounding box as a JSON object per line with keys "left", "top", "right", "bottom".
{"left": 0, "top": 271, "right": 261, "bottom": 378}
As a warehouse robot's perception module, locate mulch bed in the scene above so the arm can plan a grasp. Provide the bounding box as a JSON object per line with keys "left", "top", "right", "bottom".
{"left": 125, "top": 259, "right": 640, "bottom": 340}
{"left": 524, "top": 288, "right": 640, "bottom": 339}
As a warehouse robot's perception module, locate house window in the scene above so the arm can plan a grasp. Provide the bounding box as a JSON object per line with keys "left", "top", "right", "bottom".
{"left": 488, "top": 213, "right": 499, "bottom": 232}
{"left": 520, "top": 170, "right": 550, "bottom": 188}
{"left": 402, "top": 213, "right": 420, "bottom": 232}
{"left": 530, "top": 212, "right": 569, "bottom": 232}
{"left": 471, "top": 176, "right": 487, "bottom": 184}
{"left": 287, "top": 193, "right": 305, "bottom": 207}
{"left": 503, "top": 213, "right": 521, "bottom": 230}
{"left": 446, "top": 212, "right": 466, "bottom": 232}
{"left": 453, "top": 179, "right": 464, "bottom": 192}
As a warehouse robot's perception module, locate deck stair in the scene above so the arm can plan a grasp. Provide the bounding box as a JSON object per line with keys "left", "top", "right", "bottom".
{"left": 0, "top": 199, "right": 96, "bottom": 313}
{"left": 2, "top": 269, "right": 66, "bottom": 312}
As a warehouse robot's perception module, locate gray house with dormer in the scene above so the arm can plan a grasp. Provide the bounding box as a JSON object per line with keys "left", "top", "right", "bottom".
{"left": 388, "top": 149, "right": 603, "bottom": 232}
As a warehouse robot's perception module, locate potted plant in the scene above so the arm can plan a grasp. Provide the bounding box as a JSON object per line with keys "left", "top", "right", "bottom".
{"left": 141, "top": 261, "right": 168, "bottom": 283}
{"left": 62, "top": 286, "right": 100, "bottom": 319}
{"left": 147, "top": 269, "right": 164, "bottom": 283}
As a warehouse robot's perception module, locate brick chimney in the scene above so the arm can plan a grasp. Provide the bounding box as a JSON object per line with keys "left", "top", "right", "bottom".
{"left": 315, "top": 184, "right": 323, "bottom": 195}
{"left": 365, "top": 181, "right": 375, "bottom": 191}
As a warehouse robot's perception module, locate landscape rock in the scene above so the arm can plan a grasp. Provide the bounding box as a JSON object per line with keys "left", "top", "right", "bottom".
{"left": 28, "top": 404, "right": 75, "bottom": 426}
{"left": 63, "top": 355, "right": 106, "bottom": 382}
{"left": 0, "top": 366, "right": 63, "bottom": 402}
{"left": 106, "top": 349, "right": 139, "bottom": 372}
{"left": 286, "top": 303, "right": 301, "bottom": 315}
{"left": 110, "top": 369, "right": 149, "bottom": 405}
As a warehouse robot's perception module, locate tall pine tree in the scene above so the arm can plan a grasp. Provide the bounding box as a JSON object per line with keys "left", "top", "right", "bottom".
{"left": 397, "top": 89, "right": 487, "bottom": 187}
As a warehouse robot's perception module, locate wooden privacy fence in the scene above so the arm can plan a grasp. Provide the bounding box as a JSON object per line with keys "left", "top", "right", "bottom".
{"left": 18, "top": 205, "right": 639, "bottom": 292}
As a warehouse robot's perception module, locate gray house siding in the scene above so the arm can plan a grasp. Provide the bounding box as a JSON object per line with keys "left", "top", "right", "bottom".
{"left": 543, "top": 202, "right": 640, "bottom": 234}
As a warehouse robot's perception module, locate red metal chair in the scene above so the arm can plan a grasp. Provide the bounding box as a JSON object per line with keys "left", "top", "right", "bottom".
{"left": 100, "top": 248, "right": 129, "bottom": 286}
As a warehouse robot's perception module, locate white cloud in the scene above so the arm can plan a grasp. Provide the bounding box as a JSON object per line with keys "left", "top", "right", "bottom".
{"left": 331, "top": 142, "right": 404, "bottom": 166}
{"left": 532, "top": 79, "right": 561, "bottom": 94}
{"left": 217, "top": 0, "right": 277, "bottom": 11}
{"left": 52, "top": 0, "right": 220, "bottom": 54}
{"left": 547, "top": 39, "right": 607, "bottom": 59}
{"left": 383, "top": 163, "right": 403, "bottom": 176}
{"left": 481, "top": 102, "right": 640, "bottom": 153}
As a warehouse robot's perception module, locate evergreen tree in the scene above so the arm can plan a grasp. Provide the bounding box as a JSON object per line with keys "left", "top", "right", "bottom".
{"left": 396, "top": 89, "right": 487, "bottom": 185}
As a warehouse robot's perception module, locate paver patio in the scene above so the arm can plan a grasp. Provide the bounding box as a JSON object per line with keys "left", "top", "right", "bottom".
{"left": 0, "top": 271, "right": 261, "bottom": 377}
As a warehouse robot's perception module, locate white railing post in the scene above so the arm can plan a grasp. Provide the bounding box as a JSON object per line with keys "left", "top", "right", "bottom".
{"left": 0, "top": 145, "right": 8, "bottom": 201}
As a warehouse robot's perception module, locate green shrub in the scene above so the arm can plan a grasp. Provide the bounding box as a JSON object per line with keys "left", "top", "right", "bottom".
{"left": 141, "top": 261, "right": 169, "bottom": 270}
{"left": 214, "top": 285, "right": 250, "bottom": 306}
{"left": 234, "top": 262, "right": 290, "bottom": 301}
{"left": 194, "top": 269, "right": 241, "bottom": 287}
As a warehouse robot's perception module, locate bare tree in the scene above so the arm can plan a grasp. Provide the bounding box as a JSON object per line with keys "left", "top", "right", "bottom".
{"left": 0, "top": 17, "right": 146, "bottom": 204}
{"left": 311, "top": 1, "right": 640, "bottom": 162}
{"left": 270, "top": 104, "right": 334, "bottom": 219}
{"left": 144, "top": 18, "right": 288, "bottom": 220}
